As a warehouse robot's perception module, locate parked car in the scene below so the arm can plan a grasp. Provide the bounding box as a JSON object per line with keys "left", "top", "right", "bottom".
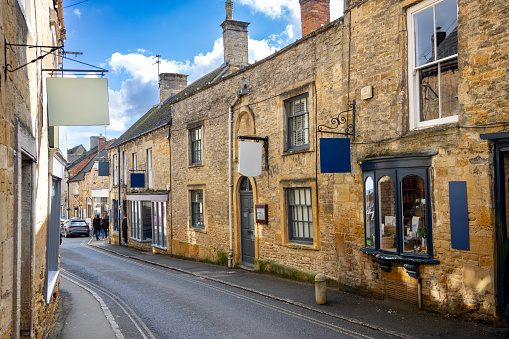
{"left": 60, "top": 219, "right": 90, "bottom": 237}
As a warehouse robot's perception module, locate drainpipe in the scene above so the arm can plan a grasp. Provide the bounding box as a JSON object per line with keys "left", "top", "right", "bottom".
{"left": 228, "top": 94, "right": 241, "bottom": 268}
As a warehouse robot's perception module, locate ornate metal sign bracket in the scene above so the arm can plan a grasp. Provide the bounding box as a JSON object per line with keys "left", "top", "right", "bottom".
{"left": 317, "top": 100, "right": 356, "bottom": 140}
{"left": 237, "top": 136, "right": 269, "bottom": 170}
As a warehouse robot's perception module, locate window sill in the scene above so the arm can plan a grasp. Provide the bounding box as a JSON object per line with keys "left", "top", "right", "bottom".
{"left": 191, "top": 227, "right": 206, "bottom": 233}
{"left": 152, "top": 244, "right": 167, "bottom": 250}
{"left": 282, "top": 147, "right": 311, "bottom": 156}
{"left": 361, "top": 247, "right": 440, "bottom": 264}
{"left": 189, "top": 164, "right": 204, "bottom": 169}
{"left": 283, "top": 241, "right": 318, "bottom": 251}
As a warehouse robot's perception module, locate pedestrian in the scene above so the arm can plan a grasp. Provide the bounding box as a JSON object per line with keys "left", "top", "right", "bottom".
{"left": 101, "top": 215, "right": 109, "bottom": 240}
{"left": 121, "top": 216, "right": 128, "bottom": 245}
{"left": 92, "top": 214, "right": 101, "bottom": 240}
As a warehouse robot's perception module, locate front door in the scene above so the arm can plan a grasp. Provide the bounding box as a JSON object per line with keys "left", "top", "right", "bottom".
{"left": 240, "top": 177, "right": 255, "bottom": 265}
{"left": 494, "top": 141, "right": 509, "bottom": 320}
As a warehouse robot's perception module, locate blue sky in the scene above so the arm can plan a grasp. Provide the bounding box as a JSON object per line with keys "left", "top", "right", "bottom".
{"left": 62, "top": 0, "right": 343, "bottom": 150}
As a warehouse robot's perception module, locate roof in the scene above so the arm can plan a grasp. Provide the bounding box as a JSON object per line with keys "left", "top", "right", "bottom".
{"left": 109, "top": 65, "right": 229, "bottom": 149}
{"left": 68, "top": 140, "right": 116, "bottom": 182}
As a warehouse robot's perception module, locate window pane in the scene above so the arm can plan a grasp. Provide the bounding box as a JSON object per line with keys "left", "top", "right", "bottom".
{"left": 378, "top": 176, "right": 396, "bottom": 251}
{"left": 287, "top": 188, "right": 312, "bottom": 243}
{"left": 287, "top": 96, "right": 309, "bottom": 149}
{"left": 142, "top": 201, "right": 152, "bottom": 241}
{"left": 414, "top": 6, "right": 434, "bottom": 67}
{"left": 435, "top": 0, "right": 458, "bottom": 60}
{"left": 365, "top": 177, "right": 375, "bottom": 248}
{"left": 419, "top": 64, "right": 440, "bottom": 121}
{"left": 402, "top": 175, "right": 427, "bottom": 255}
{"left": 440, "top": 59, "right": 459, "bottom": 118}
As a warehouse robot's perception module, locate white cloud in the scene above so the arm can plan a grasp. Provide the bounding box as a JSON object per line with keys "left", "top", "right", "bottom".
{"left": 236, "top": 0, "right": 300, "bottom": 20}
{"left": 73, "top": 9, "right": 82, "bottom": 18}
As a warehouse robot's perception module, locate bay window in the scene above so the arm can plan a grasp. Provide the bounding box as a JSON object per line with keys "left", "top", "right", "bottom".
{"left": 362, "top": 156, "right": 432, "bottom": 258}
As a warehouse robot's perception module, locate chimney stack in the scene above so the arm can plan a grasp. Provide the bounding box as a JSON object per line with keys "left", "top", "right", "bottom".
{"left": 98, "top": 134, "right": 106, "bottom": 151}
{"left": 300, "top": 0, "right": 330, "bottom": 37}
{"left": 159, "top": 73, "right": 188, "bottom": 104}
{"left": 221, "top": 1, "right": 249, "bottom": 69}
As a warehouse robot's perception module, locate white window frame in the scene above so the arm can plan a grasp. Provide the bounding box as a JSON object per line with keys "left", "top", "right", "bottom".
{"left": 147, "top": 148, "right": 153, "bottom": 189}
{"left": 407, "top": 0, "right": 459, "bottom": 130}
{"left": 113, "top": 154, "right": 118, "bottom": 186}
{"left": 123, "top": 151, "right": 127, "bottom": 185}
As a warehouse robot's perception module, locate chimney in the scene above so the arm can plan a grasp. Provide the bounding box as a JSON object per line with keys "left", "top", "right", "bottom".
{"left": 300, "top": 0, "right": 330, "bottom": 37}
{"left": 90, "top": 136, "right": 99, "bottom": 150}
{"left": 98, "top": 134, "right": 106, "bottom": 151}
{"left": 221, "top": 1, "right": 249, "bottom": 69}
{"left": 159, "top": 73, "right": 188, "bottom": 104}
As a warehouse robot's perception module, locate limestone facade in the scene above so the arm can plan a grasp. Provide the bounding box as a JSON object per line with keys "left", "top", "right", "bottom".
{"left": 0, "top": 0, "right": 66, "bottom": 337}
{"left": 108, "top": 0, "right": 509, "bottom": 322}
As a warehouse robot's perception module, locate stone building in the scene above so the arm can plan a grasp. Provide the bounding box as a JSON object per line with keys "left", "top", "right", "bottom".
{"left": 0, "top": 0, "right": 66, "bottom": 337}
{"left": 109, "top": 0, "right": 509, "bottom": 322}
{"left": 67, "top": 136, "right": 115, "bottom": 222}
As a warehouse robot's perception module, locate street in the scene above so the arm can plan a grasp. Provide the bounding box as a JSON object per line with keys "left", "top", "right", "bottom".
{"left": 58, "top": 237, "right": 392, "bottom": 339}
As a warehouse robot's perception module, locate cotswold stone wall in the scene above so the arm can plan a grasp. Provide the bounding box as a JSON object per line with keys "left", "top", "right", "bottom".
{"left": 109, "top": 128, "right": 171, "bottom": 252}
{"left": 333, "top": 0, "right": 509, "bottom": 320}
{"left": 1, "top": 1, "right": 64, "bottom": 337}
{"left": 169, "top": 21, "right": 344, "bottom": 273}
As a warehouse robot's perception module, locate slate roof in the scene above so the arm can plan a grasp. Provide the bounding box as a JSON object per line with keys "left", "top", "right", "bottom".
{"left": 66, "top": 145, "right": 98, "bottom": 170}
{"left": 108, "top": 65, "right": 230, "bottom": 149}
{"left": 68, "top": 139, "right": 116, "bottom": 182}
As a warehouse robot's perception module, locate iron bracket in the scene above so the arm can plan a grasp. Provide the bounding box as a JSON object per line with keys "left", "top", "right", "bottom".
{"left": 317, "top": 100, "right": 356, "bottom": 140}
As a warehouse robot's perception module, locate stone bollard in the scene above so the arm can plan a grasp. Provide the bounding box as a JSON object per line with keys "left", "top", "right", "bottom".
{"left": 315, "top": 273, "right": 327, "bottom": 305}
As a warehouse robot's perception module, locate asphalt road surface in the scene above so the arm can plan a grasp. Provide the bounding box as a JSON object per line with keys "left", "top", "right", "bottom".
{"left": 60, "top": 236, "right": 394, "bottom": 339}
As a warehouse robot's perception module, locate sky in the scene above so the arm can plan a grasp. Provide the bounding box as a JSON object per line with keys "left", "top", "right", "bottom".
{"left": 62, "top": 0, "right": 344, "bottom": 151}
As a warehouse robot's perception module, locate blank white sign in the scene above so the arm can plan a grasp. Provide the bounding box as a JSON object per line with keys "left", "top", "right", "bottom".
{"left": 47, "top": 78, "right": 109, "bottom": 126}
{"left": 238, "top": 141, "right": 262, "bottom": 177}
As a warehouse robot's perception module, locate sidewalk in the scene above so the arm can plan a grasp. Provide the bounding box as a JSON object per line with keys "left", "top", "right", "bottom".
{"left": 89, "top": 240, "right": 508, "bottom": 339}
{"left": 51, "top": 273, "right": 121, "bottom": 339}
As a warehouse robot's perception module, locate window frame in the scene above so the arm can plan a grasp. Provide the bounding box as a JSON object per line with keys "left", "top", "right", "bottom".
{"left": 362, "top": 156, "right": 433, "bottom": 259}
{"left": 286, "top": 187, "right": 313, "bottom": 245}
{"left": 190, "top": 189, "right": 205, "bottom": 229}
{"left": 189, "top": 126, "right": 203, "bottom": 166}
{"left": 147, "top": 148, "right": 153, "bottom": 189}
{"left": 152, "top": 201, "right": 167, "bottom": 248}
{"left": 407, "top": 0, "right": 459, "bottom": 130}
{"left": 286, "top": 94, "right": 310, "bottom": 151}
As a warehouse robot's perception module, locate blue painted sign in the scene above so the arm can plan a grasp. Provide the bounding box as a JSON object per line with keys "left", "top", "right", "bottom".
{"left": 130, "top": 173, "right": 145, "bottom": 188}
{"left": 449, "top": 181, "right": 470, "bottom": 250}
{"left": 320, "top": 138, "right": 351, "bottom": 173}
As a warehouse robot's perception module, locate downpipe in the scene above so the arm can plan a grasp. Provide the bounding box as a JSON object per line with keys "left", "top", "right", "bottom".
{"left": 228, "top": 94, "right": 241, "bottom": 268}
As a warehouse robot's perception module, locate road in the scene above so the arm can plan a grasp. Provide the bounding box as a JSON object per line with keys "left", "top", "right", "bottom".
{"left": 59, "top": 236, "right": 393, "bottom": 339}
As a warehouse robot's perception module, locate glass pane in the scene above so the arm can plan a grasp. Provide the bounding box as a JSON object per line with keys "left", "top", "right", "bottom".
{"left": 435, "top": 0, "right": 457, "bottom": 60}
{"left": 365, "top": 177, "right": 375, "bottom": 248}
{"left": 440, "top": 58, "right": 459, "bottom": 118}
{"left": 402, "top": 175, "right": 427, "bottom": 255}
{"left": 414, "top": 5, "right": 434, "bottom": 67}
{"left": 419, "top": 64, "right": 440, "bottom": 121}
{"left": 378, "top": 176, "right": 396, "bottom": 251}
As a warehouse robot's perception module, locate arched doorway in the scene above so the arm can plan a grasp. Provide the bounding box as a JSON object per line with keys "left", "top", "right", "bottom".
{"left": 239, "top": 177, "right": 255, "bottom": 265}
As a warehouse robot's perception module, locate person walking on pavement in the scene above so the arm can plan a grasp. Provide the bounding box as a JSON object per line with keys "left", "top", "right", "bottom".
{"left": 101, "top": 214, "right": 109, "bottom": 240}
{"left": 92, "top": 214, "right": 101, "bottom": 240}
{"left": 121, "top": 216, "right": 128, "bottom": 245}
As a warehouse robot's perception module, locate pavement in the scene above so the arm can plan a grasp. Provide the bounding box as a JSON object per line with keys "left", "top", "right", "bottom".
{"left": 53, "top": 239, "right": 509, "bottom": 339}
